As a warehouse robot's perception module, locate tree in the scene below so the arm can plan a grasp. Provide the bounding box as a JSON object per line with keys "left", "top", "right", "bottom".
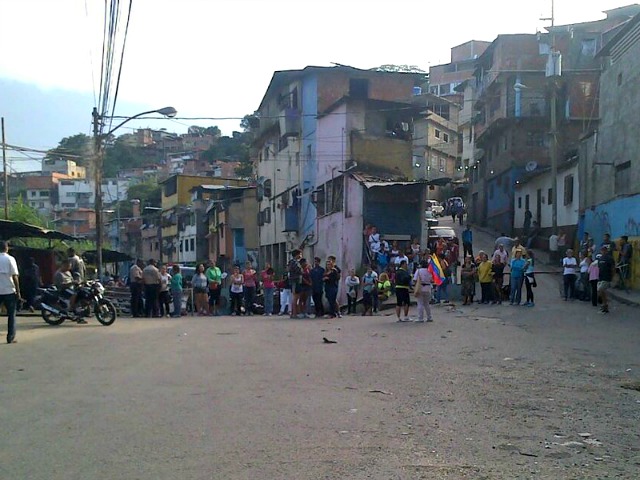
{"left": 126, "top": 181, "right": 161, "bottom": 209}
{"left": 372, "top": 65, "right": 429, "bottom": 83}
{"left": 103, "top": 136, "right": 148, "bottom": 178}
{"left": 45, "top": 133, "right": 93, "bottom": 167}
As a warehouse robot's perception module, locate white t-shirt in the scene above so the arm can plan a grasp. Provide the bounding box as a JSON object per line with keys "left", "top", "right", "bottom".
{"left": 413, "top": 268, "right": 433, "bottom": 292}
{"left": 579, "top": 258, "right": 589, "bottom": 274}
{"left": 562, "top": 256, "right": 578, "bottom": 275}
{"left": 394, "top": 254, "right": 409, "bottom": 265}
{"left": 0, "top": 252, "right": 19, "bottom": 295}
{"left": 549, "top": 235, "right": 559, "bottom": 252}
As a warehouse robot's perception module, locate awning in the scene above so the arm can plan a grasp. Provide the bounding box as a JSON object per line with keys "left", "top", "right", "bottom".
{"left": 83, "top": 249, "right": 133, "bottom": 264}
{"left": 0, "top": 219, "right": 77, "bottom": 241}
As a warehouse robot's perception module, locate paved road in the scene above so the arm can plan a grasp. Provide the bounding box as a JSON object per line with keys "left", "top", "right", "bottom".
{"left": 1, "top": 220, "right": 639, "bottom": 479}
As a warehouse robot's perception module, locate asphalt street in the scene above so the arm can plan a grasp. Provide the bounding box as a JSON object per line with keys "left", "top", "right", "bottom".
{"left": 1, "top": 219, "right": 639, "bottom": 479}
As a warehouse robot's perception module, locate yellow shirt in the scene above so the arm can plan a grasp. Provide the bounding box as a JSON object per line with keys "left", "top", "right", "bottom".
{"left": 477, "top": 261, "right": 494, "bottom": 283}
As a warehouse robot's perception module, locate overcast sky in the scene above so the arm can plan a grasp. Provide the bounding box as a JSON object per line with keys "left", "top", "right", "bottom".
{"left": 0, "top": 0, "right": 632, "bottom": 171}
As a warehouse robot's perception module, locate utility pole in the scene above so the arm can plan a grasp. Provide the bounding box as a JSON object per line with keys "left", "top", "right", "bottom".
{"left": 543, "top": 0, "right": 560, "bottom": 234}
{"left": 92, "top": 107, "right": 104, "bottom": 279}
{"left": 2, "top": 117, "right": 8, "bottom": 219}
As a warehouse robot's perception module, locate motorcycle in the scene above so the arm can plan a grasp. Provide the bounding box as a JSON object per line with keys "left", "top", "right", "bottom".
{"left": 36, "top": 280, "right": 117, "bottom": 326}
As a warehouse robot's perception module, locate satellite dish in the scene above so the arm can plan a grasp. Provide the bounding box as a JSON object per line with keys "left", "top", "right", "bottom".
{"left": 525, "top": 161, "right": 538, "bottom": 172}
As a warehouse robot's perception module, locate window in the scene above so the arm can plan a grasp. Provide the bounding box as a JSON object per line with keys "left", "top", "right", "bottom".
{"left": 548, "top": 188, "right": 553, "bottom": 205}
{"left": 581, "top": 38, "right": 596, "bottom": 57}
{"left": 525, "top": 194, "right": 530, "bottom": 210}
{"left": 264, "top": 179, "right": 272, "bottom": 198}
{"left": 518, "top": 197, "right": 522, "bottom": 209}
{"left": 349, "top": 78, "right": 369, "bottom": 99}
{"left": 180, "top": 241, "right": 184, "bottom": 252}
{"left": 30, "top": 191, "right": 36, "bottom": 197}
{"left": 563, "top": 175, "right": 574, "bottom": 205}
{"left": 439, "top": 83, "right": 451, "bottom": 95}
{"left": 503, "top": 135, "right": 508, "bottom": 151}
{"left": 164, "top": 176, "right": 177, "bottom": 197}
{"left": 489, "top": 184, "right": 494, "bottom": 199}
{"left": 443, "top": 133, "right": 449, "bottom": 143}
{"left": 40, "top": 190, "right": 50, "bottom": 197}
{"left": 316, "top": 177, "right": 343, "bottom": 216}
{"left": 190, "top": 238, "right": 195, "bottom": 251}
{"left": 615, "top": 161, "right": 631, "bottom": 194}
{"left": 39, "top": 202, "right": 45, "bottom": 208}
{"left": 435, "top": 129, "right": 441, "bottom": 139}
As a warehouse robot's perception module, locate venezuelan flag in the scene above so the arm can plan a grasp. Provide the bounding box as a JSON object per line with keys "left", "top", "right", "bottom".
{"left": 428, "top": 254, "right": 446, "bottom": 286}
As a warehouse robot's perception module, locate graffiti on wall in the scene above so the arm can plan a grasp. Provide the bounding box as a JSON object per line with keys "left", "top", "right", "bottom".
{"left": 582, "top": 194, "right": 640, "bottom": 242}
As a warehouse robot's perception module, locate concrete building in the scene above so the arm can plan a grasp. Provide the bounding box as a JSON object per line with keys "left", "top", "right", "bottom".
{"left": 429, "top": 40, "right": 491, "bottom": 99}
{"left": 24, "top": 173, "right": 69, "bottom": 214}
{"left": 253, "top": 65, "right": 427, "bottom": 281}
{"left": 42, "top": 158, "right": 86, "bottom": 179}
{"left": 467, "top": 7, "right": 637, "bottom": 234}
{"left": 159, "top": 174, "right": 247, "bottom": 263}
{"left": 203, "top": 186, "right": 259, "bottom": 272}
{"left": 579, "top": 10, "right": 640, "bottom": 289}
{"left": 514, "top": 158, "right": 580, "bottom": 246}
{"left": 57, "top": 179, "right": 128, "bottom": 210}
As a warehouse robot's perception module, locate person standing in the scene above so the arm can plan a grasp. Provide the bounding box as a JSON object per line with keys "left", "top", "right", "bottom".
{"left": 526, "top": 221, "right": 541, "bottom": 249}
{"left": 409, "top": 238, "right": 421, "bottom": 273}
{"left": 562, "top": 249, "right": 578, "bottom": 301}
{"left": 462, "top": 225, "right": 473, "bottom": 259}
{"left": 477, "top": 251, "right": 494, "bottom": 304}
{"left": 242, "top": 261, "right": 257, "bottom": 316}
{"left": 261, "top": 263, "right": 275, "bottom": 316}
{"left": 287, "top": 250, "right": 303, "bottom": 318}
{"left": 345, "top": 268, "right": 360, "bottom": 315}
{"left": 191, "top": 264, "right": 209, "bottom": 316}
{"left": 0, "top": 241, "right": 21, "bottom": 344}
{"left": 394, "top": 260, "right": 411, "bottom": 322}
{"left": 143, "top": 259, "right": 162, "bottom": 317}
{"left": 169, "top": 265, "right": 183, "bottom": 317}
{"left": 597, "top": 246, "right": 615, "bottom": 314}
{"left": 129, "top": 259, "right": 144, "bottom": 317}
{"left": 68, "top": 247, "right": 86, "bottom": 283}
{"left": 277, "top": 273, "right": 291, "bottom": 316}
{"left": 600, "top": 233, "right": 616, "bottom": 253}
{"left": 588, "top": 254, "right": 600, "bottom": 308}
{"left": 310, "top": 257, "right": 325, "bottom": 318}
{"left": 579, "top": 232, "right": 594, "bottom": 257}
{"left": 618, "top": 235, "right": 633, "bottom": 288}
{"left": 297, "top": 258, "right": 313, "bottom": 318}
{"left": 229, "top": 265, "right": 244, "bottom": 316}
{"left": 523, "top": 250, "right": 536, "bottom": 307}
{"left": 361, "top": 266, "right": 376, "bottom": 316}
{"left": 434, "top": 254, "right": 451, "bottom": 304}
{"left": 557, "top": 230, "right": 567, "bottom": 260}
{"left": 578, "top": 252, "right": 591, "bottom": 301}
{"left": 22, "top": 257, "right": 41, "bottom": 312}
{"left": 413, "top": 259, "right": 434, "bottom": 322}
{"left": 509, "top": 249, "right": 526, "bottom": 306}
{"left": 205, "top": 259, "right": 223, "bottom": 316}
{"left": 158, "top": 264, "right": 172, "bottom": 317}
{"left": 322, "top": 259, "right": 340, "bottom": 318}
{"left": 523, "top": 208, "right": 532, "bottom": 236}
{"left": 460, "top": 255, "right": 476, "bottom": 306}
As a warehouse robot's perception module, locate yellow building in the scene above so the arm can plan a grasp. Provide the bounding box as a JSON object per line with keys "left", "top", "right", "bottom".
{"left": 160, "top": 174, "right": 247, "bottom": 263}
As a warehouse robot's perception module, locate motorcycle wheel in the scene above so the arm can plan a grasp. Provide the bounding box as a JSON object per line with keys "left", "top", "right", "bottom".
{"left": 95, "top": 299, "right": 117, "bottom": 326}
{"left": 41, "top": 308, "right": 65, "bottom": 326}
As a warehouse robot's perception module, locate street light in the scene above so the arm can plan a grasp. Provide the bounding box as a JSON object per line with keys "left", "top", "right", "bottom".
{"left": 92, "top": 106, "right": 177, "bottom": 278}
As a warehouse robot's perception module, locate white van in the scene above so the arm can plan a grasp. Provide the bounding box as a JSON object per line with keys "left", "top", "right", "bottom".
{"left": 426, "top": 199, "right": 444, "bottom": 217}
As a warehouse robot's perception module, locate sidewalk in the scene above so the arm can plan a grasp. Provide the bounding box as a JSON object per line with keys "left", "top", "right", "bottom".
{"left": 470, "top": 223, "right": 640, "bottom": 307}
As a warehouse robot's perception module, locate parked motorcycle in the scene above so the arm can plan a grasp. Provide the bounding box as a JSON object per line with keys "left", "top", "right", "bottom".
{"left": 36, "top": 280, "right": 117, "bottom": 326}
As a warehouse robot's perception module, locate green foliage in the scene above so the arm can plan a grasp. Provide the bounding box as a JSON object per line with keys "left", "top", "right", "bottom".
{"left": 103, "top": 136, "right": 149, "bottom": 178}
{"left": 45, "top": 133, "right": 93, "bottom": 167}
{"left": 8, "top": 196, "right": 45, "bottom": 226}
{"left": 126, "top": 181, "right": 161, "bottom": 210}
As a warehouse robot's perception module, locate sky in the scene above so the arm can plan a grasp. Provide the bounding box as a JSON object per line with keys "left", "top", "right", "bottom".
{"left": 0, "top": 0, "right": 633, "bottom": 171}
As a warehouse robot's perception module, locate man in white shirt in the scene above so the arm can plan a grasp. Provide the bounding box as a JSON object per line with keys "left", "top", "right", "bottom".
{"left": 0, "top": 241, "right": 21, "bottom": 344}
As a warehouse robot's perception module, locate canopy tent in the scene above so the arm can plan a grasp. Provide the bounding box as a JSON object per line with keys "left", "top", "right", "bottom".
{"left": 0, "top": 219, "right": 77, "bottom": 241}
{"left": 83, "top": 249, "right": 132, "bottom": 264}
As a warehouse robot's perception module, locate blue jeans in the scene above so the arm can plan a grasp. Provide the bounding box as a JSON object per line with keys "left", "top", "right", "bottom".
{"left": 436, "top": 278, "right": 449, "bottom": 302}
{"left": 510, "top": 276, "right": 524, "bottom": 304}
{"left": 325, "top": 286, "right": 338, "bottom": 316}
{"left": 171, "top": 289, "right": 182, "bottom": 317}
{"left": 263, "top": 287, "right": 274, "bottom": 314}
{"left": 0, "top": 293, "right": 17, "bottom": 341}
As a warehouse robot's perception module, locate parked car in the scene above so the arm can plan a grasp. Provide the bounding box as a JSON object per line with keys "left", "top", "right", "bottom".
{"left": 426, "top": 199, "right": 444, "bottom": 217}
{"left": 425, "top": 210, "right": 439, "bottom": 227}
